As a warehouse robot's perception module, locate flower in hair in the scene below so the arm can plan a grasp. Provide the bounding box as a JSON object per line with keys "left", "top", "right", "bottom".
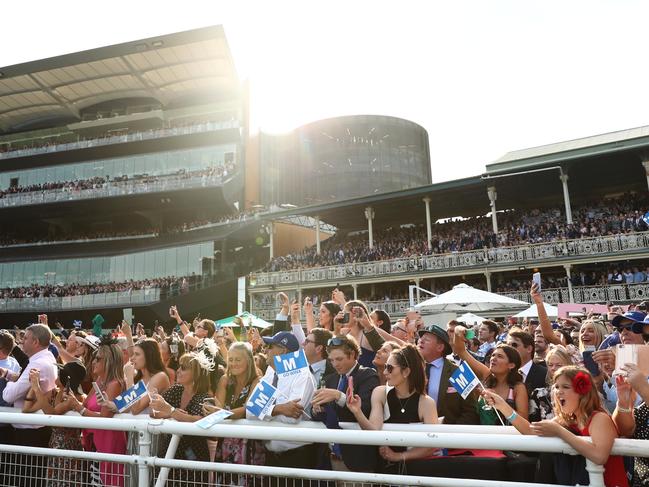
{"left": 572, "top": 371, "right": 592, "bottom": 395}
{"left": 192, "top": 349, "right": 216, "bottom": 372}
{"left": 98, "top": 334, "right": 118, "bottom": 347}
{"left": 202, "top": 338, "right": 218, "bottom": 357}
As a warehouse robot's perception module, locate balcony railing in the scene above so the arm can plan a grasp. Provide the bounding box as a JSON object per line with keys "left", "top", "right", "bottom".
{"left": 0, "top": 288, "right": 161, "bottom": 312}
{"left": 0, "top": 172, "right": 230, "bottom": 209}
{"left": 249, "top": 231, "right": 649, "bottom": 288}
{"left": 251, "top": 299, "right": 412, "bottom": 321}
{"left": 0, "top": 120, "right": 239, "bottom": 160}
{"left": 501, "top": 282, "right": 649, "bottom": 304}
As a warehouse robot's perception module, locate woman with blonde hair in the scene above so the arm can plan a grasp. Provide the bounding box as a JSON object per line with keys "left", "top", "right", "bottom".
{"left": 483, "top": 366, "right": 628, "bottom": 486}
{"left": 529, "top": 345, "right": 574, "bottom": 422}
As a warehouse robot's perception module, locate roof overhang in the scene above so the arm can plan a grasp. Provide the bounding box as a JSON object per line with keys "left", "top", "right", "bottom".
{"left": 0, "top": 25, "right": 239, "bottom": 133}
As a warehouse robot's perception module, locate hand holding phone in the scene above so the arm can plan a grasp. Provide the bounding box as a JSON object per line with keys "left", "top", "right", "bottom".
{"left": 346, "top": 376, "right": 354, "bottom": 403}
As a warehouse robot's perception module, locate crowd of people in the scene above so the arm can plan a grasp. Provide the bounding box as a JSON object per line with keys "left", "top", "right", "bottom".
{"left": 0, "top": 163, "right": 237, "bottom": 202}
{"left": 0, "top": 275, "right": 199, "bottom": 300}
{"left": 0, "top": 285, "right": 646, "bottom": 486}
{"left": 262, "top": 194, "right": 649, "bottom": 272}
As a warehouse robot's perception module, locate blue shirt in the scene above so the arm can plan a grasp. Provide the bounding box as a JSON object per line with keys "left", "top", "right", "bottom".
{"left": 427, "top": 357, "right": 445, "bottom": 403}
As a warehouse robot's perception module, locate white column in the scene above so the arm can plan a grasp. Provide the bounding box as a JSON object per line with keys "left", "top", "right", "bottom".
{"left": 315, "top": 216, "right": 321, "bottom": 255}
{"left": 415, "top": 278, "right": 421, "bottom": 302}
{"left": 364, "top": 206, "right": 375, "bottom": 249}
{"left": 559, "top": 173, "right": 573, "bottom": 224}
{"left": 642, "top": 160, "right": 649, "bottom": 191}
{"left": 352, "top": 283, "right": 358, "bottom": 300}
{"left": 564, "top": 264, "right": 574, "bottom": 303}
{"left": 423, "top": 197, "right": 432, "bottom": 250}
{"left": 485, "top": 272, "right": 492, "bottom": 293}
{"left": 487, "top": 186, "right": 498, "bottom": 234}
{"left": 268, "top": 222, "right": 274, "bottom": 260}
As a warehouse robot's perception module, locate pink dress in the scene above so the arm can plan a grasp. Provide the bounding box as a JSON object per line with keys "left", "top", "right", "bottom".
{"left": 83, "top": 383, "right": 127, "bottom": 487}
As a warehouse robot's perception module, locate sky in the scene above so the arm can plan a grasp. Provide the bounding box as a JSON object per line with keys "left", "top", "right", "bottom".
{"left": 3, "top": 1, "right": 649, "bottom": 182}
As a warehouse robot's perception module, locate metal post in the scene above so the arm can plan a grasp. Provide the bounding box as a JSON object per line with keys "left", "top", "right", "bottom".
{"left": 564, "top": 264, "right": 574, "bottom": 303}
{"left": 423, "top": 197, "right": 432, "bottom": 250}
{"left": 315, "top": 216, "right": 321, "bottom": 255}
{"left": 352, "top": 283, "right": 358, "bottom": 300}
{"left": 585, "top": 459, "right": 606, "bottom": 487}
{"left": 485, "top": 272, "right": 492, "bottom": 293}
{"left": 415, "top": 278, "right": 421, "bottom": 302}
{"left": 268, "top": 222, "right": 274, "bottom": 260}
{"left": 137, "top": 429, "right": 152, "bottom": 487}
{"left": 364, "top": 207, "right": 375, "bottom": 249}
{"left": 154, "top": 434, "right": 181, "bottom": 487}
{"left": 487, "top": 186, "right": 498, "bottom": 234}
{"left": 559, "top": 172, "right": 573, "bottom": 224}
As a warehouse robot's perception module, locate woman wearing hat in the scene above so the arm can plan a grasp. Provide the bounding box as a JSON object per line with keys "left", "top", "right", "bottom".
{"left": 24, "top": 361, "right": 87, "bottom": 486}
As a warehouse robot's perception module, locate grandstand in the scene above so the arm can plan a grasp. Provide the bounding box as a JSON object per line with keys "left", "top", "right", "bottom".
{"left": 4, "top": 24, "right": 649, "bottom": 329}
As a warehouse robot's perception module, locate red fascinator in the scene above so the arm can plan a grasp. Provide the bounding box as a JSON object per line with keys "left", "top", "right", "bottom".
{"left": 572, "top": 371, "right": 592, "bottom": 395}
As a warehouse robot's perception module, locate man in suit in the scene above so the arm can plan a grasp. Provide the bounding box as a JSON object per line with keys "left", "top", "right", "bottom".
{"left": 417, "top": 324, "right": 479, "bottom": 425}
{"left": 304, "top": 328, "right": 335, "bottom": 388}
{"left": 311, "top": 335, "right": 380, "bottom": 473}
{"left": 507, "top": 331, "right": 547, "bottom": 395}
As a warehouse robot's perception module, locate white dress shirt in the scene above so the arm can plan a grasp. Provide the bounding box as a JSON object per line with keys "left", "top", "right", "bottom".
{"left": 519, "top": 360, "right": 533, "bottom": 382}
{"left": 247, "top": 365, "right": 316, "bottom": 452}
{"left": 3, "top": 348, "right": 57, "bottom": 428}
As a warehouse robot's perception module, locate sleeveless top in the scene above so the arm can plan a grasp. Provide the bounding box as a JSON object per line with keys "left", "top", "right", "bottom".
{"left": 385, "top": 388, "right": 421, "bottom": 453}
{"left": 477, "top": 387, "right": 517, "bottom": 425}
{"left": 553, "top": 413, "right": 628, "bottom": 487}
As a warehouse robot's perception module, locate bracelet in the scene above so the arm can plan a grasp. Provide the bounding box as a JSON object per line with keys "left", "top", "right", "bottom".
{"left": 169, "top": 406, "right": 176, "bottom": 418}
{"left": 617, "top": 405, "right": 633, "bottom": 413}
{"left": 79, "top": 407, "right": 86, "bottom": 416}
{"left": 506, "top": 410, "right": 518, "bottom": 422}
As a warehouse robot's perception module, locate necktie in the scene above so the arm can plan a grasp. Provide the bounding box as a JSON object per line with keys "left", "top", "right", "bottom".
{"left": 337, "top": 374, "right": 348, "bottom": 393}
{"left": 272, "top": 372, "right": 279, "bottom": 387}
{"left": 427, "top": 362, "right": 440, "bottom": 403}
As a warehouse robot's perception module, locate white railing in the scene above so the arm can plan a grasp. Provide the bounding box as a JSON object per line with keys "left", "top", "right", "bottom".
{"left": 0, "top": 171, "right": 232, "bottom": 209}
{"left": 0, "top": 288, "right": 161, "bottom": 312}
{"left": 1, "top": 408, "right": 647, "bottom": 487}
{"left": 0, "top": 120, "right": 239, "bottom": 160}
{"left": 250, "top": 232, "right": 649, "bottom": 288}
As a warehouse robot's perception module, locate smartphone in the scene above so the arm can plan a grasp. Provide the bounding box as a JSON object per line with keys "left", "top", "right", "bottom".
{"left": 582, "top": 346, "right": 599, "bottom": 377}
{"left": 341, "top": 313, "right": 350, "bottom": 324}
{"left": 532, "top": 272, "right": 542, "bottom": 291}
{"left": 346, "top": 376, "right": 354, "bottom": 402}
{"left": 92, "top": 382, "right": 107, "bottom": 402}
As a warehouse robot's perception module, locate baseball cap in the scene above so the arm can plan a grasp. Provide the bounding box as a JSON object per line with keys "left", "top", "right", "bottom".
{"left": 611, "top": 311, "right": 646, "bottom": 332}
{"left": 263, "top": 331, "right": 299, "bottom": 353}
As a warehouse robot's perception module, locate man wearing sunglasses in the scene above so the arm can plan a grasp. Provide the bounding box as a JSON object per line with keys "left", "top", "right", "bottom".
{"left": 506, "top": 331, "right": 547, "bottom": 396}
{"left": 312, "top": 335, "right": 379, "bottom": 474}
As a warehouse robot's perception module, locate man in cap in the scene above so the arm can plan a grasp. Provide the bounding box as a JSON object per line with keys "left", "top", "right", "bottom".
{"left": 417, "top": 324, "right": 479, "bottom": 424}
{"left": 250, "top": 331, "right": 318, "bottom": 478}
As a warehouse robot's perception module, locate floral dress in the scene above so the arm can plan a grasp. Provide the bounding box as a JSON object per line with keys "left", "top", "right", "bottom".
{"left": 528, "top": 386, "right": 554, "bottom": 422}
{"left": 46, "top": 390, "right": 85, "bottom": 486}
{"left": 215, "top": 379, "right": 265, "bottom": 486}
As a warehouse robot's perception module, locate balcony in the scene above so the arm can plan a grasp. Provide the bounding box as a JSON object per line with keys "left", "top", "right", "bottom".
{"left": 0, "top": 171, "right": 231, "bottom": 209}
{"left": 0, "top": 288, "right": 161, "bottom": 312}
{"left": 502, "top": 282, "right": 649, "bottom": 305}
{"left": 0, "top": 120, "right": 239, "bottom": 161}
{"left": 249, "top": 231, "right": 649, "bottom": 288}
{"left": 251, "top": 299, "right": 412, "bottom": 321}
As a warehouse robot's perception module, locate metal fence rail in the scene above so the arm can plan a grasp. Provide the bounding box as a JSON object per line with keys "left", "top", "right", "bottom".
{"left": 0, "top": 409, "right": 647, "bottom": 487}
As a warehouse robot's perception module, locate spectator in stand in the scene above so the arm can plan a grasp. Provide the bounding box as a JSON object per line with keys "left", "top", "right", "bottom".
{"left": 483, "top": 367, "right": 628, "bottom": 487}
{"left": 528, "top": 346, "right": 574, "bottom": 422}
{"left": 312, "top": 335, "right": 380, "bottom": 474}
{"left": 65, "top": 336, "right": 127, "bottom": 487}
{"left": 346, "top": 344, "right": 439, "bottom": 474}
{"left": 302, "top": 327, "right": 335, "bottom": 388}
{"left": 476, "top": 320, "right": 499, "bottom": 361}
{"left": 533, "top": 330, "right": 549, "bottom": 364}
{"left": 2, "top": 324, "right": 57, "bottom": 487}
{"left": 372, "top": 341, "right": 402, "bottom": 386}
{"left": 417, "top": 324, "right": 479, "bottom": 424}
{"left": 613, "top": 362, "right": 649, "bottom": 487}
{"left": 160, "top": 333, "right": 185, "bottom": 383}
{"left": 506, "top": 331, "right": 548, "bottom": 396}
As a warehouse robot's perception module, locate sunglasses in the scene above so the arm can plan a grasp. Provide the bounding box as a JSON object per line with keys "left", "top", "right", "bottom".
{"left": 327, "top": 337, "right": 347, "bottom": 346}
{"left": 385, "top": 363, "right": 400, "bottom": 373}
{"left": 303, "top": 338, "right": 317, "bottom": 346}
{"left": 507, "top": 342, "right": 520, "bottom": 348}
{"left": 392, "top": 326, "right": 407, "bottom": 334}
{"left": 616, "top": 324, "right": 641, "bottom": 333}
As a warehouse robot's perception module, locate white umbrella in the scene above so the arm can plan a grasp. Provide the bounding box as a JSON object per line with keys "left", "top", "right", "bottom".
{"left": 456, "top": 312, "right": 487, "bottom": 326}
{"left": 514, "top": 302, "right": 558, "bottom": 319}
{"left": 415, "top": 283, "right": 529, "bottom": 312}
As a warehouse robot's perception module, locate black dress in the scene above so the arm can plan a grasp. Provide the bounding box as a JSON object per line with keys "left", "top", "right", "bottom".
{"left": 382, "top": 388, "right": 421, "bottom": 474}
{"left": 157, "top": 384, "right": 210, "bottom": 485}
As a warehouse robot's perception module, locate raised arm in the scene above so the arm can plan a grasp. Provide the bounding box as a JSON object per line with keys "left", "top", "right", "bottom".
{"left": 304, "top": 297, "right": 316, "bottom": 333}
{"left": 450, "top": 331, "right": 491, "bottom": 380}
{"left": 346, "top": 385, "right": 386, "bottom": 430}
{"left": 532, "top": 284, "right": 560, "bottom": 345}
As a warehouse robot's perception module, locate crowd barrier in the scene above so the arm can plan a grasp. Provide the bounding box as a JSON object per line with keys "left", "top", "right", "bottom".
{"left": 249, "top": 232, "right": 649, "bottom": 288}
{"left": 1, "top": 408, "right": 647, "bottom": 487}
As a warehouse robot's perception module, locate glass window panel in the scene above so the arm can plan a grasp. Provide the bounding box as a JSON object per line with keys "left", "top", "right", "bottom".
{"left": 112, "top": 255, "right": 126, "bottom": 283}
{"left": 79, "top": 260, "right": 91, "bottom": 285}
{"left": 124, "top": 254, "right": 135, "bottom": 281}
